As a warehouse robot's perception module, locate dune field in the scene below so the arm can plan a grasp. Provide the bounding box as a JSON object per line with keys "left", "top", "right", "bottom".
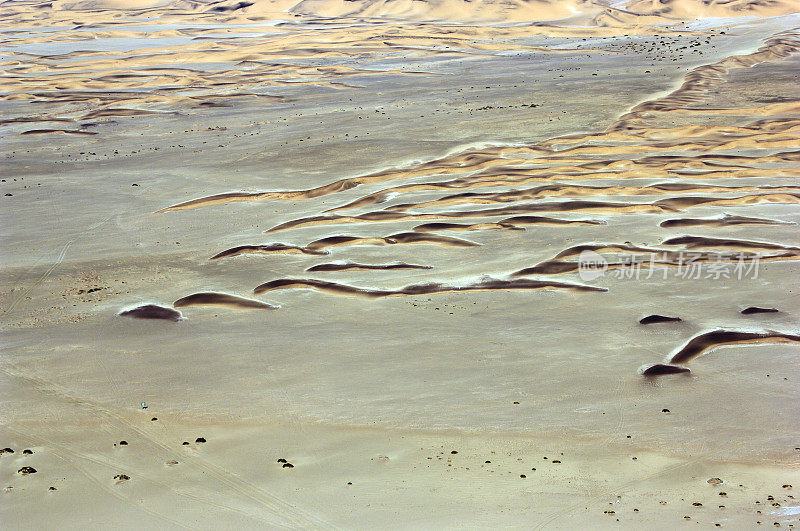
{"left": 2, "top": 0, "right": 800, "bottom": 528}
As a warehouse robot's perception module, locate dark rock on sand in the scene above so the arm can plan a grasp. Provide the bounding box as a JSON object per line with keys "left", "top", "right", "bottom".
{"left": 641, "top": 363, "right": 691, "bottom": 376}
{"left": 195, "top": 437, "right": 206, "bottom": 443}
{"left": 22, "top": 449, "right": 33, "bottom": 455}
{"left": 640, "top": 315, "right": 682, "bottom": 324}
{"left": 119, "top": 304, "right": 182, "bottom": 321}
{"left": 277, "top": 458, "right": 287, "bottom": 463}
{"left": 119, "top": 441, "right": 128, "bottom": 446}
{"left": 18, "top": 467, "right": 37, "bottom": 475}
{"left": 114, "top": 474, "right": 130, "bottom": 481}
{"left": 1, "top": 448, "right": 14, "bottom": 454}
{"left": 282, "top": 463, "right": 294, "bottom": 468}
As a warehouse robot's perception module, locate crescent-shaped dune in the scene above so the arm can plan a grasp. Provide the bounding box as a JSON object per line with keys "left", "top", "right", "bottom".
{"left": 119, "top": 304, "right": 183, "bottom": 321}
{"left": 173, "top": 292, "right": 278, "bottom": 310}
{"left": 668, "top": 330, "right": 800, "bottom": 364}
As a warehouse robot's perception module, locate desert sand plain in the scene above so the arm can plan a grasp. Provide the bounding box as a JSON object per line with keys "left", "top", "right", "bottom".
{"left": 1, "top": 0, "right": 800, "bottom": 528}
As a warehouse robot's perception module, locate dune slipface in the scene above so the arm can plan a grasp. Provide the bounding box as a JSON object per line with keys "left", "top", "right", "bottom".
{"left": 640, "top": 363, "right": 692, "bottom": 376}
{"left": 5, "top": 1, "right": 800, "bottom": 527}
{"left": 210, "top": 244, "right": 328, "bottom": 260}
{"left": 119, "top": 304, "right": 183, "bottom": 321}
{"left": 306, "top": 261, "right": 433, "bottom": 272}
{"left": 668, "top": 330, "right": 800, "bottom": 364}
{"left": 253, "top": 277, "right": 607, "bottom": 297}
{"left": 173, "top": 292, "right": 278, "bottom": 310}
{"left": 639, "top": 315, "right": 683, "bottom": 325}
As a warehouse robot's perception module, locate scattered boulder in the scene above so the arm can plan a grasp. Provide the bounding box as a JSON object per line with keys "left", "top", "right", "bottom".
{"left": 282, "top": 463, "right": 294, "bottom": 468}
{"left": 22, "top": 449, "right": 33, "bottom": 455}
{"left": 18, "top": 467, "right": 37, "bottom": 475}
{"left": 195, "top": 437, "right": 206, "bottom": 444}
{"left": 113, "top": 474, "right": 130, "bottom": 482}
{"left": 708, "top": 478, "right": 723, "bottom": 485}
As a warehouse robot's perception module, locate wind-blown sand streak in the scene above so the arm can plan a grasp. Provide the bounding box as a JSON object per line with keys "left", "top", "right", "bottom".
{"left": 253, "top": 277, "right": 607, "bottom": 297}
{"left": 173, "top": 292, "right": 278, "bottom": 310}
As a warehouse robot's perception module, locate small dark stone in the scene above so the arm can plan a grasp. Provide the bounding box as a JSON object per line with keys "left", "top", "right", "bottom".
{"left": 277, "top": 458, "right": 287, "bottom": 463}
{"left": 195, "top": 437, "right": 206, "bottom": 443}
{"left": 1, "top": 448, "right": 14, "bottom": 454}
{"left": 520, "top": 474, "right": 526, "bottom": 478}
{"left": 693, "top": 502, "right": 703, "bottom": 506}
{"left": 662, "top": 409, "right": 670, "bottom": 413}
{"left": 49, "top": 486, "right": 56, "bottom": 491}
{"left": 18, "top": 466, "right": 37, "bottom": 475}
{"left": 119, "top": 441, "right": 128, "bottom": 446}
{"left": 151, "top": 417, "right": 158, "bottom": 421}
{"left": 346, "top": 482, "right": 352, "bottom": 485}
{"left": 282, "top": 463, "right": 294, "bottom": 468}
{"left": 451, "top": 451, "right": 458, "bottom": 454}
{"left": 552, "top": 460, "right": 561, "bottom": 464}
{"left": 22, "top": 449, "right": 33, "bottom": 455}
{"left": 114, "top": 474, "right": 130, "bottom": 481}
{"left": 182, "top": 441, "right": 189, "bottom": 445}
{"left": 485, "top": 460, "right": 491, "bottom": 464}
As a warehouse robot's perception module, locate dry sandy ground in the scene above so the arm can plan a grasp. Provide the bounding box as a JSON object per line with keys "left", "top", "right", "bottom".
{"left": 1, "top": 0, "right": 800, "bottom": 528}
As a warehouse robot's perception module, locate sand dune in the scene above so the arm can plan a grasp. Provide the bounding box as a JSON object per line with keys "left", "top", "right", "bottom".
{"left": 639, "top": 363, "right": 691, "bottom": 376}
{"left": 118, "top": 304, "right": 183, "bottom": 321}
{"left": 659, "top": 214, "right": 796, "bottom": 228}
{"left": 740, "top": 306, "right": 779, "bottom": 315}
{"left": 639, "top": 315, "right": 683, "bottom": 325}
{"left": 305, "top": 231, "right": 479, "bottom": 250}
{"left": 173, "top": 292, "right": 278, "bottom": 309}
{"left": 4, "top": 2, "right": 800, "bottom": 528}
{"left": 411, "top": 221, "right": 522, "bottom": 232}
{"left": 306, "top": 261, "right": 432, "bottom": 272}
{"left": 209, "top": 243, "right": 328, "bottom": 260}
{"left": 668, "top": 329, "right": 800, "bottom": 364}
{"left": 661, "top": 235, "right": 800, "bottom": 253}
{"left": 253, "top": 276, "right": 607, "bottom": 297}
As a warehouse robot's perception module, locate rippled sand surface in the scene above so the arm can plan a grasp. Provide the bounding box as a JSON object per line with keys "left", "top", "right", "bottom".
{"left": 2, "top": 1, "right": 800, "bottom": 528}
